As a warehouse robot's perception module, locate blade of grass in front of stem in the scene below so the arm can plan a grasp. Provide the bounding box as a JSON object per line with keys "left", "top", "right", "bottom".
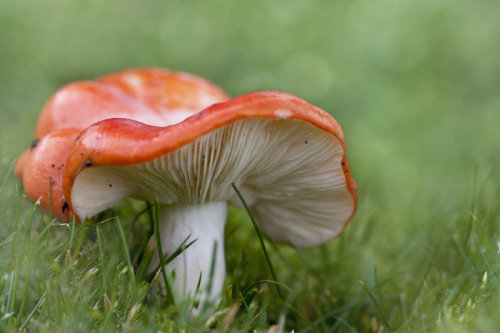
{"left": 202, "top": 241, "right": 218, "bottom": 309}
{"left": 154, "top": 202, "right": 175, "bottom": 305}
{"left": 164, "top": 237, "right": 197, "bottom": 266}
{"left": 231, "top": 183, "right": 284, "bottom": 300}
{"left": 145, "top": 236, "right": 196, "bottom": 281}
{"left": 195, "top": 272, "right": 202, "bottom": 297}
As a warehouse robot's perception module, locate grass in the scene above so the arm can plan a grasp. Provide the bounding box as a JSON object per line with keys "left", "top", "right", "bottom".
{"left": 0, "top": 160, "right": 498, "bottom": 332}
{"left": 1, "top": 0, "right": 500, "bottom": 331}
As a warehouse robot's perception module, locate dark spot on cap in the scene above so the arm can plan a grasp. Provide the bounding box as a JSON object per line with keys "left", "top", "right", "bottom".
{"left": 109, "top": 184, "right": 112, "bottom": 187}
{"left": 304, "top": 140, "right": 308, "bottom": 144}
{"left": 84, "top": 160, "right": 92, "bottom": 167}
{"left": 345, "top": 169, "right": 349, "bottom": 174}
{"left": 51, "top": 164, "right": 55, "bottom": 168}
{"left": 62, "top": 201, "right": 69, "bottom": 214}
{"left": 341, "top": 161, "right": 345, "bottom": 166}
{"left": 80, "top": 151, "right": 85, "bottom": 156}
{"left": 30, "top": 139, "right": 40, "bottom": 150}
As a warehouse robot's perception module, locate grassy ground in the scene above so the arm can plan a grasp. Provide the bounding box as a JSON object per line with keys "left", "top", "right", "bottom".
{"left": 1, "top": 0, "right": 500, "bottom": 331}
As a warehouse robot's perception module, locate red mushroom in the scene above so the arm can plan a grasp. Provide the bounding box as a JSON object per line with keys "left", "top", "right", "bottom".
{"left": 15, "top": 68, "right": 230, "bottom": 220}
{"left": 35, "top": 68, "right": 229, "bottom": 136}
{"left": 61, "top": 91, "right": 358, "bottom": 300}
{"left": 15, "top": 129, "right": 81, "bottom": 221}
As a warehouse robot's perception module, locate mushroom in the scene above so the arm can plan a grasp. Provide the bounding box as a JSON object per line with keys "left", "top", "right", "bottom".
{"left": 15, "top": 129, "right": 82, "bottom": 221}
{"left": 15, "top": 68, "right": 229, "bottom": 220}
{"left": 35, "top": 68, "right": 229, "bottom": 136}
{"left": 61, "top": 91, "right": 358, "bottom": 301}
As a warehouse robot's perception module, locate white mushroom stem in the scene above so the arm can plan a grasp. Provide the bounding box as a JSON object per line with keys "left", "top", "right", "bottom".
{"left": 150, "top": 201, "right": 228, "bottom": 302}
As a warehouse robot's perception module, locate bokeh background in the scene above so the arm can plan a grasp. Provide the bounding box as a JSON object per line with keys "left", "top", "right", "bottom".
{"left": 1, "top": 0, "right": 499, "bottom": 330}
{"left": 2, "top": 0, "right": 499, "bottom": 196}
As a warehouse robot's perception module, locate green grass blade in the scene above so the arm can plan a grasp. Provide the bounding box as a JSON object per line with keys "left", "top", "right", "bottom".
{"left": 6, "top": 271, "right": 16, "bottom": 314}
{"left": 201, "top": 240, "right": 218, "bottom": 309}
{"left": 36, "top": 218, "right": 57, "bottom": 241}
{"left": 231, "top": 183, "right": 285, "bottom": 299}
{"left": 115, "top": 217, "right": 137, "bottom": 294}
{"left": 0, "top": 232, "right": 15, "bottom": 248}
{"left": 153, "top": 202, "right": 175, "bottom": 305}
{"left": 147, "top": 236, "right": 197, "bottom": 280}
{"left": 20, "top": 292, "right": 46, "bottom": 330}
{"left": 241, "top": 279, "right": 292, "bottom": 297}
{"left": 359, "top": 280, "right": 392, "bottom": 331}
{"left": 96, "top": 225, "right": 107, "bottom": 293}
{"left": 136, "top": 238, "right": 155, "bottom": 282}
{"left": 67, "top": 214, "right": 76, "bottom": 249}
{"left": 15, "top": 275, "right": 31, "bottom": 326}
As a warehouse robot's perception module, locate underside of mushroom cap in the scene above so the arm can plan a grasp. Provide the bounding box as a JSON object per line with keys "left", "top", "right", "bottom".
{"left": 63, "top": 91, "right": 358, "bottom": 247}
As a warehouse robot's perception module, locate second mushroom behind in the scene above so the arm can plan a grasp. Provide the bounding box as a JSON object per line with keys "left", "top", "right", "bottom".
{"left": 62, "top": 91, "right": 358, "bottom": 301}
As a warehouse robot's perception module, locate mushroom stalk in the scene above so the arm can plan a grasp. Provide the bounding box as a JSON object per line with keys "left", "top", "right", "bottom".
{"left": 150, "top": 201, "right": 228, "bottom": 302}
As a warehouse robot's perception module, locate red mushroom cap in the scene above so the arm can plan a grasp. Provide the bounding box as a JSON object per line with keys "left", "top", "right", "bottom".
{"left": 18, "top": 129, "right": 80, "bottom": 221}
{"left": 35, "top": 68, "right": 230, "bottom": 137}
{"left": 16, "top": 68, "right": 230, "bottom": 221}
{"left": 63, "top": 91, "right": 358, "bottom": 246}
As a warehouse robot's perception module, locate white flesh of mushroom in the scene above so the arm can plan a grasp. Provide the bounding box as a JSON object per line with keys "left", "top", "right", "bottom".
{"left": 152, "top": 202, "right": 227, "bottom": 301}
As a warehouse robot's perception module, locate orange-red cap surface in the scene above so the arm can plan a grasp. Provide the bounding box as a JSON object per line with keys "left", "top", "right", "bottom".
{"left": 19, "top": 129, "right": 80, "bottom": 221}
{"left": 16, "top": 68, "right": 230, "bottom": 221}
{"left": 35, "top": 68, "right": 230, "bottom": 137}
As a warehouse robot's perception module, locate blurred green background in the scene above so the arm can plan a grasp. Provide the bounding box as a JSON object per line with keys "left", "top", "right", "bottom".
{"left": 1, "top": 0, "right": 500, "bottom": 330}
{"left": 2, "top": 0, "right": 499, "bottom": 196}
